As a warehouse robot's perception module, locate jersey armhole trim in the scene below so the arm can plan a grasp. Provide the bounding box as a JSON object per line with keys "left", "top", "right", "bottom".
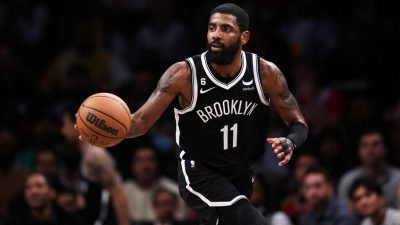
{"left": 252, "top": 54, "right": 270, "bottom": 106}
{"left": 175, "top": 58, "right": 198, "bottom": 114}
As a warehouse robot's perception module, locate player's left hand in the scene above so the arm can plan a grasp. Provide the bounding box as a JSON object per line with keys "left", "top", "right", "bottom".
{"left": 266, "top": 137, "right": 294, "bottom": 167}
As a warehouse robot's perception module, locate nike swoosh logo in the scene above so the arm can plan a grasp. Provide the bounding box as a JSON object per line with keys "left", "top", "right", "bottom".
{"left": 242, "top": 79, "right": 253, "bottom": 86}
{"left": 200, "top": 87, "right": 215, "bottom": 94}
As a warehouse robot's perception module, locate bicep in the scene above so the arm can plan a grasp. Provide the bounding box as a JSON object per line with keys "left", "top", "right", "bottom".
{"left": 130, "top": 62, "right": 189, "bottom": 136}
{"left": 261, "top": 61, "right": 306, "bottom": 125}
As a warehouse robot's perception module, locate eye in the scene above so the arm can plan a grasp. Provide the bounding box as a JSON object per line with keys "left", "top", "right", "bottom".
{"left": 208, "top": 25, "right": 216, "bottom": 31}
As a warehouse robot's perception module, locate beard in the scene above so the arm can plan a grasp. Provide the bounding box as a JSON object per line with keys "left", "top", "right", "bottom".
{"left": 206, "top": 38, "right": 241, "bottom": 65}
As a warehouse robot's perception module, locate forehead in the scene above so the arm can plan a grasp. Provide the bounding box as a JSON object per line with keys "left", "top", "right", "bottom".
{"left": 26, "top": 174, "right": 47, "bottom": 185}
{"left": 209, "top": 13, "right": 238, "bottom": 27}
{"left": 303, "top": 173, "right": 325, "bottom": 183}
{"left": 361, "top": 133, "right": 382, "bottom": 142}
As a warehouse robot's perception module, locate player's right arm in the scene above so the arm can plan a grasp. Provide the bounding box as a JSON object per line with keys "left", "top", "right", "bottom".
{"left": 126, "top": 61, "right": 192, "bottom": 138}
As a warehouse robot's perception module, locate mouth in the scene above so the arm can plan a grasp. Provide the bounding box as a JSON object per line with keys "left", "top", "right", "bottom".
{"left": 210, "top": 42, "right": 224, "bottom": 51}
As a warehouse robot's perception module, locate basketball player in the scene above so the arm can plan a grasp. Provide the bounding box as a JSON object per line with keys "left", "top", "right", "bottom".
{"left": 78, "top": 3, "right": 308, "bottom": 225}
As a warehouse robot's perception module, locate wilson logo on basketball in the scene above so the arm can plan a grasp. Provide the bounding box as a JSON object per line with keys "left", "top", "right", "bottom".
{"left": 86, "top": 112, "right": 119, "bottom": 136}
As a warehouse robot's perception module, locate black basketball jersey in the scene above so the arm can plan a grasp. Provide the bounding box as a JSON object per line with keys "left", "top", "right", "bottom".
{"left": 174, "top": 51, "right": 271, "bottom": 179}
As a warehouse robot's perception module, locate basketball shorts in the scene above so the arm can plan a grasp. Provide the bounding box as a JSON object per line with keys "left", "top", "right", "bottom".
{"left": 177, "top": 150, "right": 254, "bottom": 225}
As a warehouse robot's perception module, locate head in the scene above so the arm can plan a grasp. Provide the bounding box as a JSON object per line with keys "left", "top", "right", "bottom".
{"left": 56, "top": 187, "right": 79, "bottom": 213}
{"left": 357, "top": 129, "right": 387, "bottom": 167}
{"left": 301, "top": 166, "right": 334, "bottom": 209}
{"left": 349, "top": 177, "right": 385, "bottom": 217}
{"left": 24, "top": 173, "right": 56, "bottom": 210}
{"left": 152, "top": 188, "right": 178, "bottom": 223}
{"left": 293, "top": 151, "right": 318, "bottom": 183}
{"left": 60, "top": 101, "right": 81, "bottom": 144}
{"left": 130, "top": 144, "right": 159, "bottom": 186}
{"left": 33, "top": 147, "right": 59, "bottom": 178}
{"left": 206, "top": 3, "right": 250, "bottom": 65}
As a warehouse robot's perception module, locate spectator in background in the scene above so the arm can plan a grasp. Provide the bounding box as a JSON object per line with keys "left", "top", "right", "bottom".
{"left": 56, "top": 186, "right": 82, "bottom": 215}
{"left": 0, "top": 129, "right": 30, "bottom": 221}
{"left": 250, "top": 174, "right": 293, "bottom": 225}
{"left": 39, "top": 16, "right": 131, "bottom": 100}
{"left": 60, "top": 105, "right": 130, "bottom": 225}
{"left": 5, "top": 173, "right": 83, "bottom": 225}
{"left": 337, "top": 128, "right": 400, "bottom": 210}
{"left": 129, "top": 0, "right": 191, "bottom": 74}
{"left": 32, "top": 147, "right": 65, "bottom": 191}
{"left": 281, "top": 150, "right": 318, "bottom": 224}
{"left": 300, "top": 165, "right": 357, "bottom": 225}
{"left": 349, "top": 177, "right": 400, "bottom": 225}
{"left": 123, "top": 144, "right": 190, "bottom": 223}
{"left": 134, "top": 188, "right": 195, "bottom": 225}
{"left": 315, "top": 126, "right": 351, "bottom": 184}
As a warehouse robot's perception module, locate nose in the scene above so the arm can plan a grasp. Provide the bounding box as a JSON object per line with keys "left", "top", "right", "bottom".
{"left": 211, "top": 27, "right": 221, "bottom": 40}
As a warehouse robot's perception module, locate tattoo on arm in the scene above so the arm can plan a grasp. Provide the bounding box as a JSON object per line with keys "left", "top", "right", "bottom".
{"left": 276, "top": 74, "right": 297, "bottom": 110}
{"left": 150, "top": 69, "right": 176, "bottom": 99}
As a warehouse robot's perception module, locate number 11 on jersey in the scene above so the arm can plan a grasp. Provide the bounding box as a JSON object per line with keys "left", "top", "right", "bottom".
{"left": 220, "top": 123, "right": 238, "bottom": 150}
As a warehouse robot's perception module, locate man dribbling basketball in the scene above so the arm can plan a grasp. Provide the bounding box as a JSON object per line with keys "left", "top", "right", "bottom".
{"left": 77, "top": 3, "right": 308, "bottom": 225}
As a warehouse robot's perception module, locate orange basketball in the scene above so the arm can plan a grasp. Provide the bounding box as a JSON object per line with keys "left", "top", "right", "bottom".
{"left": 76, "top": 92, "right": 131, "bottom": 147}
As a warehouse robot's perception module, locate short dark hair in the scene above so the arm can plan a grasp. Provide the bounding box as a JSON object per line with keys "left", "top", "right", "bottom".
{"left": 211, "top": 3, "right": 249, "bottom": 32}
{"left": 348, "top": 176, "right": 383, "bottom": 200}
{"left": 302, "top": 165, "right": 332, "bottom": 183}
{"left": 152, "top": 187, "right": 178, "bottom": 206}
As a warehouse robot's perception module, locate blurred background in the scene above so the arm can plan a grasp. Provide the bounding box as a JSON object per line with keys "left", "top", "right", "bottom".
{"left": 0, "top": 0, "right": 399, "bottom": 225}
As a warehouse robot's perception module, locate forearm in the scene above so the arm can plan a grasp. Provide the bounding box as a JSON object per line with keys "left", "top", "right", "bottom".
{"left": 109, "top": 180, "right": 131, "bottom": 225}
{"left": 126, "top": 112, "right": 148, "bottom": 138}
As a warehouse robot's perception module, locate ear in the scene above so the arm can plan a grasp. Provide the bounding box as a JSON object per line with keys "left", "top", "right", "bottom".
{"left": 240, "top": 31, "right": 250, "bottom": 45}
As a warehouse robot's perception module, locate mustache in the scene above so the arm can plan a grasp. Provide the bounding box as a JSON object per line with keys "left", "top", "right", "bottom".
{"left": 210, "top": 41, "right": 225, "bottom": 48}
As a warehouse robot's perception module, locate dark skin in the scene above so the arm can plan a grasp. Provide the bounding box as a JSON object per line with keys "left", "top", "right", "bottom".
{"left": 77, "top": 13, "right": 307, "bottom": 166}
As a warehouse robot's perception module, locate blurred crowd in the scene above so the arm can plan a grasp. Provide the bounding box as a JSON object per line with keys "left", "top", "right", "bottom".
{"left": 0, "top": 0, "right": 399, "bottom": 225}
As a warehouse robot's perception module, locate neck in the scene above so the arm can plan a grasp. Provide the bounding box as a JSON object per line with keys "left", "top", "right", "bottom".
{"left": 31, "top": 203, "right": 53, "bottom": 222}
{"left": 371, "top": 207, "right": 386, "bottom": 225}
{"left": 137, "top": 180, "right": 155, "bottom": 189}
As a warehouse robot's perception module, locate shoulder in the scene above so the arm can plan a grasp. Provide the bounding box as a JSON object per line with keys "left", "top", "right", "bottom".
{"left": 258, "top": 58, "right": 283, "bottom": 79}
{"left": 387, "top": 208, "right": 400, "bottom": 218}
{"left": 160, "top": 61, "right": 192, "bottom": 92}
{"left": 271, "top": 211, "right": 293, "bottom": 225}
{"left": 388, "top": 165, "right": 400, "bottom": 175}
{"left": 158, "top": 176, "right": 179, "bottom": 192}
{"left": 167, "top": 61, "right": 191, "bottom": 80}
{"left": 338, "top": 167, "right": 363, "bottom": 185}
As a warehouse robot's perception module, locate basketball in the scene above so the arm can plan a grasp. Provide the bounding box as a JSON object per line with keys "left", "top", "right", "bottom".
{"left": 76, "top": 92, "right": 131, "bottom": 147}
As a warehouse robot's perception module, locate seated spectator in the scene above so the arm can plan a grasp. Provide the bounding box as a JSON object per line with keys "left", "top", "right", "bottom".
{"left": 56, "top": 186, "right": 82, "bottom": 214}
{"left": 250, "top": 174, "right": 293, "bottom": 225}
{"left": 134, "top": 188, "right": 195, "bottom": 225}
{"left": 337, "top": 128, "right": 400, "bottom": 209}
{"left": 0, "top": 129, "right": 30, "bottom": 220}
{"left": 300, "top": 165, "right": 357, "bottom": 225}
{"left": 123, "top": 144, "right": 190, "bottom": 223}
{"left": 281, "top": 150, "right": 318, "bottom": 224}
{"left": 5, "top": 172, "right": 83, "bottom": 225}
{"left": 349, "top": 177, "right": 400, "bottom": 225}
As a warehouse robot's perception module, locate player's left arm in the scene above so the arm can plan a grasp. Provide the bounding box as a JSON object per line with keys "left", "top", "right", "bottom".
{"left": 259, "top": 58, "right": 308, "bottom": 166}
{"left": 82, "top": 148, "right": 130, "bottom": 225}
